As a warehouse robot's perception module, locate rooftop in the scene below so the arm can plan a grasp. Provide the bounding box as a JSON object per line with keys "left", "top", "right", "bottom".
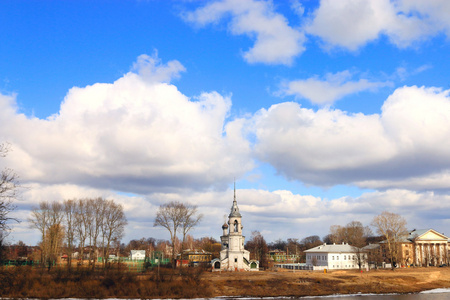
{"left": 304, "top": 243, "right": 360, "bottom": 253}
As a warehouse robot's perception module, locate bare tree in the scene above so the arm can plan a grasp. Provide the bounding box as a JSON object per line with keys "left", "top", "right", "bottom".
{"left": 287, "top": 238, "right": 299, "bottom": 254}
{"left": 365, "top": 244, "right": 383, "bottom": 269}
{"left": 329, "top": 221, "right": 372, "bottom": 247}
{"left": 29, "top": 201, "right": 64, "bottom": 269}
{"left": 29, "top": 201, "right": 50, "bottom": 264}
{"left": 301, "top": 235, "right": 322, "bottom": 250}
{"left": 352, "top": 247, "right": 368, "bottom": 270}
{"left": 47, "top": 201, "right": 64, "bottom": 268}
{"left": 268, "top": 239, "right": 287, "bottom": 251}
{"left": 74, "top": 198, "right": 88, "bottom": 265}
{"left": 0, "top": 143, "right": 20, "bottom": 259}
{"left": 89, "top": 198, "right": 106, "bottom": 269}
{"left": 245, "top": 231, "right": 268, "bottom": 269}
{"left": 371, "top": 211, "right": 408, "bottom": 270}
{"left": 101, "top": 199, "right": 127, "bottom": 268}
{"left": 180, "top": 203, "right": 202, "bottom": 252}
{"left": 154, "top": 201, "right": 201, "bottom": 267}
{"left": 63, "top": 199, "right": 77, "bottom": 270}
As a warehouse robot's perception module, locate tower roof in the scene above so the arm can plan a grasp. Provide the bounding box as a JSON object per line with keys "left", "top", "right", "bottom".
{"left": 229, "top": 182, "right": 242, "bottom": 218}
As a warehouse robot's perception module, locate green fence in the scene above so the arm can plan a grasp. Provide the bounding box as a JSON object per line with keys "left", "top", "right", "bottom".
{"left": 1, "top": 259, "right": 170, "bottom": 272}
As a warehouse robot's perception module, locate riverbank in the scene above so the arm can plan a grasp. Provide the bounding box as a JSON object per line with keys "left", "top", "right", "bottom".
{"left": 205, "top": 267, "right": 450, "bottom": 298}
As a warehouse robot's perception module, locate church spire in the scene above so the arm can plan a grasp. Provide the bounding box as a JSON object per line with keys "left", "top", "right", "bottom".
{"left": 234, "top": 180, "right": 236, "bottom": 202}
{"left": 229, "top": 180, "right": 241, "bottom": 217}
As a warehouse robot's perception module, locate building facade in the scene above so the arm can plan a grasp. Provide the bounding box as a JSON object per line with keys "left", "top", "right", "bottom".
{"left": 396, "top": 229, "right": 449, "bottom": 267}
{"left": 305, "top": 243, "right": 368, "bottom": 270}
{"left": 176, "top": 249, "right": 212, "bottom": 267}
{"left": 130, "top": 250, "right": 146, "bottom": 260}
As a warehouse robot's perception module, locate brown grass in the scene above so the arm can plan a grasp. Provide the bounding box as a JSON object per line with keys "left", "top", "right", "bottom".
{"left": 204, "top": 267, "right": 450, "bottom": 298}
{"left": 1, "top": 266, "right": 450, "bottom": 298}
{"left": 0, "top": 265, "right": 212, "bottom": 299}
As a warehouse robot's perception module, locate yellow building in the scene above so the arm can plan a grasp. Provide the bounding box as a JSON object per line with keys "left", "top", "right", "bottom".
{"left": 391, "top": 229, "right": 449, "bottom": 267}
{"left": 176, "top": 249, "right": 212, "bottom": 267}
{"left": 407, "top": 229, "right": 449, "bottom": 267}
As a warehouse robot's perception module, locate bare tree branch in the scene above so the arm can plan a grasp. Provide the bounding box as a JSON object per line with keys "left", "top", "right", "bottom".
{"left": 0, "top": 143, "right": 20, "bottom": 233}
{"left": 154, "top": 201, "right": 202, "bottom": 267}
{"left": 371, "top": 211, "right": 408, "bottom": 270}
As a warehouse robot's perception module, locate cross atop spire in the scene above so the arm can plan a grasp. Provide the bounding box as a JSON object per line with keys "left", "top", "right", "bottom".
{"left": 234, "top": 179, "right": 236, "bottom": 202}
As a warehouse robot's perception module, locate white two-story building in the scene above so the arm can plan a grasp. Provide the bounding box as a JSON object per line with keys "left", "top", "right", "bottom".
{"left": 130, "top": 250, "right": 146, "bottom": 261}
{"left": 305, "top": 243, "right": 368, "bottom": 270}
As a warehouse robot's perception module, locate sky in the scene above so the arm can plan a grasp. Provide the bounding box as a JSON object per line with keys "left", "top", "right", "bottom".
{"left": 1, "top": 0, "right": 450, "bottom": 246}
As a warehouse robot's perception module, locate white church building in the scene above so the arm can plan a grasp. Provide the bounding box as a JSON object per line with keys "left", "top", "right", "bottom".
{"left": 211, "top": 188, "right": 259, "bottom": 271}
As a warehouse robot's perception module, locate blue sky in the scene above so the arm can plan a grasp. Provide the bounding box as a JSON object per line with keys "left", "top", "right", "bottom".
{"left": 2, "top": 0, "right": 450, "bottom": 245}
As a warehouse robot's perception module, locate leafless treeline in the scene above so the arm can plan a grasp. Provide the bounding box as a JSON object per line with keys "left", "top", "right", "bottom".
{"left": 29, "top": 197, "right": 127, "bottom": 270}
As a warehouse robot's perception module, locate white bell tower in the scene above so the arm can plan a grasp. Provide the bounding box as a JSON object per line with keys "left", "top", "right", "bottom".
{"left": 218, "top": 183, "right": 251, "bottom": 271}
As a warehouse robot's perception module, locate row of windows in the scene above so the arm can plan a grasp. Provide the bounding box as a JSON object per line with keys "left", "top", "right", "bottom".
{"left": 307, "top": 254, "right": 358, "bottom": 261}
{"left": 188, "top": 255, "right": 211, "bottom": 261}
{"left": 308, "top": 255, "right": 327, "bottom": 261}
{"left": 331, "top": 255, "right": 356, "bottom": 261}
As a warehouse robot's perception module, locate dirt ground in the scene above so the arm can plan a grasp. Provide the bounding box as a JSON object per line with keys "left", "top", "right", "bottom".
{"left": 203, "top": 267, "right": 450, "bottom": 297}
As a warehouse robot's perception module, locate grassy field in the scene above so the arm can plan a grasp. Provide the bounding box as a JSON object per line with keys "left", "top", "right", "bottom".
{"left": 1, "top": 265, "right": 449, "bottom": 298}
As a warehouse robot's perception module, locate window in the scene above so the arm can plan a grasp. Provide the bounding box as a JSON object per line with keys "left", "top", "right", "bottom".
{"left": 234, "top": 220, "right": 238, "bottom": 232}
{"left": 234, "top": 258, "right": 237, "bottom": 262}
{"left": 332, "top": 256, "right": 334, "bottom": 260}
{"left": 344, "top": 255, "right": 346, "bottom": 260}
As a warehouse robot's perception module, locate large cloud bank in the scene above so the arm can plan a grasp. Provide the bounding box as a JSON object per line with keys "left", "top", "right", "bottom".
{"left": 0, "top": 55, "right": 253, "bottom": 194}
{"left": 10, "top": 184, "right": 450, "bottom": 244}
{"left": 253, "top": 85, "right": 450, "bottom": 190}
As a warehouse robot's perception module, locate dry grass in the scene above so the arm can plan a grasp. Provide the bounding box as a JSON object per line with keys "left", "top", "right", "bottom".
{"left": 204, "top": 267, "right": 450, "bottom": 298}
{"left": 1, "top": 266, "right": 449, "bottom": 298}
{"left": 0, "top": 265, "right": 212, "bottom": 299}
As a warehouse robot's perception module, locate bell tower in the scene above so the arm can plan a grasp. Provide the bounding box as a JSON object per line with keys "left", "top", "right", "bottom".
{"left": 217, "top": 182, "right": 252, "bottom": 271}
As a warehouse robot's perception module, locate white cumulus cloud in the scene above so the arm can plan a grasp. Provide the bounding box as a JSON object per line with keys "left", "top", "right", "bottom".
{"left": 0, "top": 54, "right": 254, "bottom": 194}
{"left": 184, "top": 0, "right": 305, "bottom": 65}
{"left": 132, "top": 51, "right": 185, "bottom": 83}
{"left": 282, "top": 70, "right": 392, "bottom": 105}
{"left": 253, "top": 85, "right": 450, "bottom": 190}
{"left": 306, "top": 0, "right": 450, "bottom": 51}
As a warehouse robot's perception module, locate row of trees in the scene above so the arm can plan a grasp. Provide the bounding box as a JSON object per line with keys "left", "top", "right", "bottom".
{"left": 29, "top": 197, "right": 127, "bottom": 270}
